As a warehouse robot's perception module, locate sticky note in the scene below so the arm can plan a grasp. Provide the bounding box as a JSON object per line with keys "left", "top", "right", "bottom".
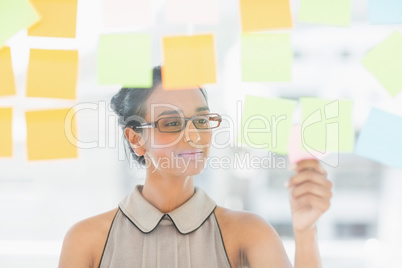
{"left": 26, "top": 49, "right": 78, "bottom": 99}
{"left": 28, "top": 0, "right": 77, "bottom": 38}
{"left": 162, "top": 34, "right": 216, "bottom": 90}
{"left": 0, "top": 107, "right": 13, "bottom": 157}
{"left": 298, "top": 0, "right": 351, "bottom": 27}
{"left": 361, "top": 31, "right": 402, "bottom": 97}
{"left": 300, "top": 98, "right": 354, "bottom": 154}
{"left": 0, "top": 47, "right": 16, "bottom": 97}
{"left": 355, "top": 108, "right": 402, "bottom": 169}
{"left": 239, "top": 0, "right": 292, "bottom": 32}
{"left": 368, "top": 0, "right": 402, "bottom": 24}
{"left": 166, "top": 0, "right": 219, "bottom": 25}
{"left": 0, "top": 0, "right": 39, "bottom": 47}
{"left": 241, "top": 33, "right": 292, "bottom": 82}
{"left": 288, "top": 124, "right": 331, "bottom": 164}
{"left": 237, "top": 95, "right": 296, "bottom": 155}
{"left": 97, "top": 33, "right": 152, "bottom": 87}
{"left": 26, "top": 108, "right": 78, "bottom": 161}
{"left": 103, "top": 0, "right": 153, "bottom": 27}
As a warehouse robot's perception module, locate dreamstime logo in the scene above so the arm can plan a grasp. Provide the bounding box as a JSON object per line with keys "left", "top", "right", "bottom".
{"left": 63, "top": 99, "right": 342, "bottom": 168}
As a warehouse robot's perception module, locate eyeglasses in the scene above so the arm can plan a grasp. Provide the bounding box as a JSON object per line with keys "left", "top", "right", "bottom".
{"left": 128, "top": 113, "right": 222, "bottom": 133}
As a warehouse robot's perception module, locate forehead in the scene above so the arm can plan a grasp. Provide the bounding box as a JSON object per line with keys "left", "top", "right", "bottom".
{"left": 145, "top": 84, "right": 208, "bottom": 118}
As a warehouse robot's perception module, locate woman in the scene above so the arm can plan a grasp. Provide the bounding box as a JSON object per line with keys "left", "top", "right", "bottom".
{"left": 58, "top": 66, "right": 333, "bottom": 268}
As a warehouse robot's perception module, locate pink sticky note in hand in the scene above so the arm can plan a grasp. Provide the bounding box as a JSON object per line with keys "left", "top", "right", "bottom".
{"left": 287, "top": 124, "right": 330, "bottom": 165}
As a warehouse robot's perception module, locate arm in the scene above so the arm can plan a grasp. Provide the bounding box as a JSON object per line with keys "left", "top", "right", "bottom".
{"left": 242, "top": 212, "right": 292, "bottom": 268}
{"left": 58, "top": 220, "right": 94, "bottom": 268}
{"left": 287, "top": 159, "right": 333, "bottom": 268}
{"left": 294, "top": 226, "right": 320, "bottom": 268}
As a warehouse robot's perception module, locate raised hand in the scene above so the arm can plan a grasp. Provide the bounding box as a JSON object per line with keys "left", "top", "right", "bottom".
{"left": 287, "top": 159, "right": 333, "bottom": 233}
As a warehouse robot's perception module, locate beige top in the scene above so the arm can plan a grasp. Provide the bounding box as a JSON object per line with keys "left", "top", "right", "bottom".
{"left": 99, "top": 184, "right": 232, "bottom": 268}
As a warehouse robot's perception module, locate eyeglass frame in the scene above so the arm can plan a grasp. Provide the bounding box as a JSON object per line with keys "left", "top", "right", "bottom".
{"left": 128, "top": 112, "right": 222, "bottom": 133}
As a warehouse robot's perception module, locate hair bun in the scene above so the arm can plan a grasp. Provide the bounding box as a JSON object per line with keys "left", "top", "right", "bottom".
{"left": 110, "top": 89, "right": 127, "bottom": 117}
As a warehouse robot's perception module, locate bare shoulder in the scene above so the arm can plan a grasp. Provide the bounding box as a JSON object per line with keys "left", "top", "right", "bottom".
{"left": 215, "top": 206, "right": 280, "bottom": 244}
{"left": 214, "top": 206, "right": 291, "bottom": 268}
{"left": 214, "top": 206, "right": 266, "bottom": 235}
{"left": 58, "top": 208, "right": 119, "bottom": 268}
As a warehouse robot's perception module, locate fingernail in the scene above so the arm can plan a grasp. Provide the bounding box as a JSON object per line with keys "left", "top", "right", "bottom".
{"left": 284, "top": 181, "right": 289, "bottom": 188}
{"left": 290, "top": 164, "right": 297, "bottom": 170}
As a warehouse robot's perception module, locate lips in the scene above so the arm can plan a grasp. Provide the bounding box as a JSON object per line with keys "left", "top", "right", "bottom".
{"left": 178, "top": 150, "right": 203, "bottom": 156}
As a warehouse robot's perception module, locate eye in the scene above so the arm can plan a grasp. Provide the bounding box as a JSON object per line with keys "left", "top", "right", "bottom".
{"left": 165, "top": 121, "right": 181, "bottom": 126}
{"left": 196, "top": 118, "right": 208, "bottom": 124}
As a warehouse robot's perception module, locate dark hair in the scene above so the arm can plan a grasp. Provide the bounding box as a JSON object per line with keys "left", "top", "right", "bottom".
{"left": 110, "top": 66, "right": 209, "bottom": 166}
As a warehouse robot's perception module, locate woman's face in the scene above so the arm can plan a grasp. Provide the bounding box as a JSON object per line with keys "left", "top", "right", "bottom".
{"left": 138, "top": 84, "right": 213, "bottom": 177}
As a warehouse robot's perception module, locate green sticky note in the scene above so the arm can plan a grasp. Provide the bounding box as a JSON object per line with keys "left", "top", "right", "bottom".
{"left": 97, "top": 33, "right": 152, "bottom": 87}
{"left": 298, "top": 0, "right": 351, "bottom": 27}
{"left": 0, "top": 0, "right": 40, "bottom": 47}
{"left": 238, "top": 95, "right": 296, "bottom": 155}
{"left": 361, "top": 31, "right": 402, "bottom": 97}
{"left": 241, "top": 33, "right": 292, "bottom": 82}
{"left": 300, "top": 97, "right": 354, "bottom": 153}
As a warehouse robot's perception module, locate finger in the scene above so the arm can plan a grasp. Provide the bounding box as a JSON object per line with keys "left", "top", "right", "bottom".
{"left": 290, "top": 194, "right": 331, "bottom": 213}
{"left": 290, "top": 181, "right": 332, "bottom": 199}
{"left": 294, "top": 159, "right": 327, "bottom": 175}
{"left": 288, "top": 170, "right": 332, "bottom": 188}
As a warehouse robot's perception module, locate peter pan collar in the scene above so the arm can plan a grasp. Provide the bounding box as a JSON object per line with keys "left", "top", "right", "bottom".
{"left": 118, "top": 184, "right": 217, "bottom": 235}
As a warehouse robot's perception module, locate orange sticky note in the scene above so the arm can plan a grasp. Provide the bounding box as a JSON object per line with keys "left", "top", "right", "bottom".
{"left": 0, "top": 107, "right": 13, "bottom": 157}
{"left": 26, "top": 108, "right": 78, "bottom": 161}
{"left": 28, "top": 0, "right": 77, "bottom": 38}
{"left": 162, "top": 34, "right": 216, "bottom": 90}
{"left": 239, "top": 0, "right": 292, "bottom": 32}
{"left": 0, "top": 47, "right": 16, "bottom": 97}
{"left": 26, "top": 49, "right": 78, "bottom": 99}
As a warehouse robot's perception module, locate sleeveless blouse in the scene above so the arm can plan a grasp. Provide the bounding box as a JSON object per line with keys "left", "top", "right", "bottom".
{"left": 99, "top": 184, "right": 232, "bottom": 268}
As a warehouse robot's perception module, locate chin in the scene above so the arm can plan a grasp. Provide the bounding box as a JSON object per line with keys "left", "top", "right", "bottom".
{"left": 174, "top": 158, "right": 207, "bottom": 176}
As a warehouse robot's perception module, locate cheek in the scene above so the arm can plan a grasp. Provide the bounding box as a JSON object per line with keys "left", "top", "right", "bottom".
{"left": 158, "top": 134, "right": 184, "bottom": 147}
{"left": 147, "top": 130, "right": 182, "bottom": 146}
{"left": 202, "top": 132, "right": 213, "bottom": 145}
{"left": 146, "top": 130, "right": 213, "bottom": 150}
{"left": 207, "top": 131, "right": 212, "bottom": 140}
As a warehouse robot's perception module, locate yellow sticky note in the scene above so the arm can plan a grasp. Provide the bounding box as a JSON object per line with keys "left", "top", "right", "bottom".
{"left": 239, "top": 0, "right": 292, "bottom": 32}
{"left": 0, "top": 107, "right": 13, "bottom": 157}
{"left": 26, "top": 49, "right": 78, "bottom": 99}
{"left": 28, "top": 0, "right": 77, "bottom": 38}
{"left": 26, "top": 108, "right": 78, "bottom": 161}
{"left": 162, "top": 34, "right": 216, "bottom": 90}
{"left": 0, "top": 47, "right": 16, "bottom": 96}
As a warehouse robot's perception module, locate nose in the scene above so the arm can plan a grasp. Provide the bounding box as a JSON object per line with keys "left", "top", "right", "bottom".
{"left": 184, "top": 119, "right": 201, "bottom": 143}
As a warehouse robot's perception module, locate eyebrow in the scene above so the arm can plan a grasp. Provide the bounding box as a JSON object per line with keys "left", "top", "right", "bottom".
{"left": 157, "top": 106, "right": 210, "bottom": 118}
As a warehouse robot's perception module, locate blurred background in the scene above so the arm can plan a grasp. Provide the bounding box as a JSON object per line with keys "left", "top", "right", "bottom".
{"left": 1, "top": 0, "right": 402, "bottom": 267}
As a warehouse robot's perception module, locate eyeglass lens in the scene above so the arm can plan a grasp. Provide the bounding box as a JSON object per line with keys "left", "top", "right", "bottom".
{"left": 158, "top": 114, "right": 220, "bottom": 132}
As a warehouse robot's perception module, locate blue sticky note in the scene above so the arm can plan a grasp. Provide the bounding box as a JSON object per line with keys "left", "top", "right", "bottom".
{"left": 355, "top": 108, "right": 402, "bottom": 169}
{"left": 368, "top": 0, "right": 402, "bottom": 24}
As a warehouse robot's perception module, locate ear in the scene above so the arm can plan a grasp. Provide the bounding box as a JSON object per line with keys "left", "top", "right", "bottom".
{"left": 124, "top": 127, "right": 146, "bottom": 156}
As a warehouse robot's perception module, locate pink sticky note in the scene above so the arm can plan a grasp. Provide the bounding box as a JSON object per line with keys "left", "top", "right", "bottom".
{"left": 288, "top": 124, "right": 330, "bottom": 164}
{"left": 102, "top": 0, "right": 153, "bottom": 27}
{"left": 166, "top": 0, "right": 219, "bottom": 25}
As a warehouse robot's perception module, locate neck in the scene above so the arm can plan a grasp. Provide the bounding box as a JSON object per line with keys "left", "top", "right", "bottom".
{"left": 141, "top": 169, "right": 195, "bottom": 214}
